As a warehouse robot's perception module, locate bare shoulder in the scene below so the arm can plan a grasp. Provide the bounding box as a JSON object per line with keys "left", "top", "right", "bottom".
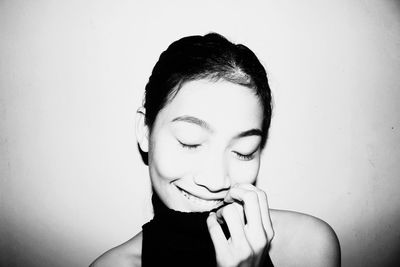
{"left": 269, "top": 209, "right": 341, "bottom": 267}
{"left": 90, "top": 231, "right": 143, "bottom": 267}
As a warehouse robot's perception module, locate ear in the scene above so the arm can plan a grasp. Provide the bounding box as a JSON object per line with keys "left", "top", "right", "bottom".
{"left": 135, "top": 107, "right": 150, "bottom": 153}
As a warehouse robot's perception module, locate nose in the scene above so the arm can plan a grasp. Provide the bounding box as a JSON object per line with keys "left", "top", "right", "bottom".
{"left": 193, "top": 153, "right": 231, "bottom": 193}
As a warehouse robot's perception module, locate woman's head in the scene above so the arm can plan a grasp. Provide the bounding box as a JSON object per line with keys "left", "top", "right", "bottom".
{"left": 136, "top": 33, "right": 272, "bottom": 212}
{"left": 143, "top": 33, "right": 272, "bottom": 148}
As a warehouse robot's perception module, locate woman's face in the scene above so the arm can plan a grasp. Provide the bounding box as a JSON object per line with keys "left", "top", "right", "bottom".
{"left": 146, "top": 79, "right": 264, "bottom": 212}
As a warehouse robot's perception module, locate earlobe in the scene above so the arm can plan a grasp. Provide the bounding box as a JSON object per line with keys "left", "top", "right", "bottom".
{"left": 135, "top": 107, "right": 149, "bottom": 153}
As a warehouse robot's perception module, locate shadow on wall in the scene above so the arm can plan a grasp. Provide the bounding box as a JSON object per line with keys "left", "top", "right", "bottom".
{"left": 379, "top": 214, "right": 400, "bottom": 267}
{"left": 342, "top": 211, "right": 400, "bottom": 267}
{"left": 1, "top": 218, "right": 94, "bottom": 267}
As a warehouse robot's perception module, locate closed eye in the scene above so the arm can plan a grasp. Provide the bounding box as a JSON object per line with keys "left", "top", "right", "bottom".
{"left": 233, "top": 151, "right": 256, "bottom": 161}
{"left": 178, "top": 140, "right": 201, "bottom": 150}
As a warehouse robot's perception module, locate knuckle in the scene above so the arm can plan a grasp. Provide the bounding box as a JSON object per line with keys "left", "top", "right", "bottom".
{"left": 243, "top": 191, "right": 258, "bottom": 202}
{"left": 258, "top": 189, "right": 268, "bottom": 200}
{"left": 232, "top": 202, "right": 244, "bottom": 214}
{"left": 259, "top": 233, "right": 268, "bottom": 245}
{"left": 220, "top": 207, "right": 229, "bottom": 218}
{"left": 268, "top": 228, "right": 275, "bottom": 242}
{"left": 235, "top": 243, "right": 253, "bottom": 259}
{"left": 221, "top": 204, "right": 235, "bottom": 216}
{"left": 243, "top": 246, "right": 254, "bottom": 258}
{"left": 219, "top": 256, "right": 235, "bottom": 267}
{"left": 240, "top": 250, "right": 254, "bottom": 263}
{"left": 248, "top": 231, "right": 267, "bottom": 252}
{"left": 219, "top": 247, "right": 254, "bottom": 267}
{"left": 254, "top": 236, "right": 268, "bottom": 253}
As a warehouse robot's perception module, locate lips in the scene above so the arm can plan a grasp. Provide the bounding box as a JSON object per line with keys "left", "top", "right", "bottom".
{"left": 176, "top": 186, "right": 223, "bottom": 207}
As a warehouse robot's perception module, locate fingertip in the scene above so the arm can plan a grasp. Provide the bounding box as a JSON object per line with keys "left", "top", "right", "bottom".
{"left": 223, "top": 190, "right": 234, "bottom": 203}
{"left": 207, "top": 211, "right": 216, "bottom": 222}
{"left": 207, "top": 212, "right": 219, "bottom": 228}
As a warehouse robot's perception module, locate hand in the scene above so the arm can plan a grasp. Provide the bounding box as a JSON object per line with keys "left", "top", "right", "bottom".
{"left": 206, "top": 184, "right": 274, "bottom": 267}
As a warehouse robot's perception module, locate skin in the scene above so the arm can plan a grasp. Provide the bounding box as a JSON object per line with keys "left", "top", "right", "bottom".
{"left": 91, "top": 80, "right": 341, "bottom": 267}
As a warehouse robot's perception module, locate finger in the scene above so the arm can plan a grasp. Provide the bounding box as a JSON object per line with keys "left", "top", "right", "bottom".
{"left": 224, "top": 186, "right": 263, "bottom": 231}
{"left": 232, "top": 202, "right": 246, "bottom": 226}
{"left": 223, "top": 202, "right": 245, "bottom": 226}
{"left": 207, "top": 212, "right": 230, "bottom": 257}
{"left": 216, "top": 204, "right": 247, "bottom": 246}
{"left": 237, "top": 184, "right": 275, "bottom": 243}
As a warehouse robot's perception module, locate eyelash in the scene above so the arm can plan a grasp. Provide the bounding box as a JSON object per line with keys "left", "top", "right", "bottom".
{"left": 179, "top": 141, "right": 256, "bottom": 161}
{"left": 234, "top": 152, "right": 255, "bottom": 161}
{"left": 178, "top": 141, "right": 200, "bottom": 150}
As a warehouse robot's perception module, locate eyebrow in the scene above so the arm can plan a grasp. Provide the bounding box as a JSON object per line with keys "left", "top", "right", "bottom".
{"left": 171, "top": 115, "right": 263, "bottom": 138}
{"left": 234, "top": 128, "right": 263, "bottom": 139}
{"left": 171, "top": 116, "right": 213, "bottom": 132}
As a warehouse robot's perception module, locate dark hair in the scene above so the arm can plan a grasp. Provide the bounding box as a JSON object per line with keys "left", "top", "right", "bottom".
{"left": 144, "top": 33, "right": 272, "bottom": 148}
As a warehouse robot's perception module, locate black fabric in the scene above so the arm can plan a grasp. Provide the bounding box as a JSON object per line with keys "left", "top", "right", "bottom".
{"left": 141, "top": 193, "right": 274, "bottom": 267}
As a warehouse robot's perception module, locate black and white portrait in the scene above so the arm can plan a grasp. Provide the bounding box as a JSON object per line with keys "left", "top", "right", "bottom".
{"left": 1, "top": 1, "right": 399, "bottom": 267}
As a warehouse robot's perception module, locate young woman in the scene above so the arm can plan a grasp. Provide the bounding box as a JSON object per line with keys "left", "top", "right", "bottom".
{"left": 91, "top": 33, "right": 340, "bottom": 267}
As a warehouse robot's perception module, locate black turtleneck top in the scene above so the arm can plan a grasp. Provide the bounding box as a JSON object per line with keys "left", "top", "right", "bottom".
{"left": 141, "top": 193, "right": 274, "bottom": 267}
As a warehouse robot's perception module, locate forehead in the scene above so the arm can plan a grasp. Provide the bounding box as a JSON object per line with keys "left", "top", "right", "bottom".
{"left": 156, "top": 79, "right": 263, "bottom": 130}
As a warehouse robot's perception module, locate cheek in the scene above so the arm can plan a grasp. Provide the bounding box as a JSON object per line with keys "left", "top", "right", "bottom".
{"left": 228, "top": 157, "right": 260, "bottom": 184}
{"left": 149, "top": 134, "right": 193, "bottom": 181}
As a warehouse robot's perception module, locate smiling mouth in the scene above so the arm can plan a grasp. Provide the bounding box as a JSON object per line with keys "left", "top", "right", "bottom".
{"left": 176, "top": 186, "right": 223, "bottom": 207}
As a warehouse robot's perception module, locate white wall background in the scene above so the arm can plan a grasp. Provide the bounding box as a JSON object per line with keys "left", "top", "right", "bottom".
{"left": 1, "top": 0, "right": 399, "bottom": 266}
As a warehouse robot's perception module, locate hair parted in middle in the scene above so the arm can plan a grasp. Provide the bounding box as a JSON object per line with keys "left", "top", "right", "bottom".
{"left": 143, "top": 33, "right": 272, "bottom": 148}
